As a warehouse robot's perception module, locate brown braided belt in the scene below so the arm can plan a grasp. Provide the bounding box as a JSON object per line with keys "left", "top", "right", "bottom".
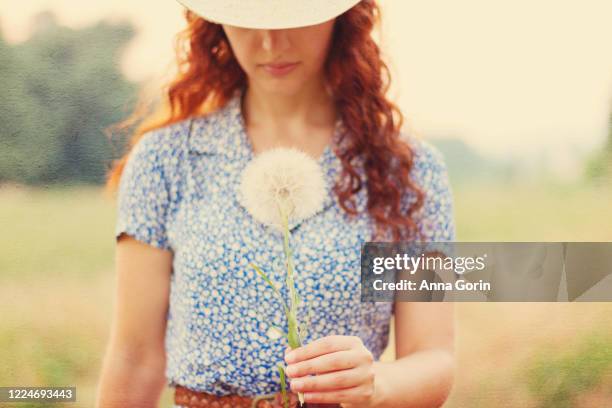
{"left": 174, "top": 385, "right": 298, "bottom": 408}
{"left": 174, "top": 385, "right": 341, "bottom": 408}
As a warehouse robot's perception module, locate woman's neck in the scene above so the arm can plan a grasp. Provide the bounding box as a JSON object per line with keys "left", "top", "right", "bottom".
{"left": 241, "top": 79, "right": 337, "bottom": 135}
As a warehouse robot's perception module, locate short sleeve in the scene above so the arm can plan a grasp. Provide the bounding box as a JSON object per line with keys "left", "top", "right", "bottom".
{"left": 393, "top": 137, "right": 457, "bottom": 315}
{"left": 114, "top": 130, "right": 174, "bottom": 250}
{"left": 405, "top": 137, "right": 457, "bottom": 243}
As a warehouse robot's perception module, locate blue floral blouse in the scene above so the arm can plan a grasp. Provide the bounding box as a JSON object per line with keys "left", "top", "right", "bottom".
{"left": 114, "top": 89, "right": 455, "bottom": 399}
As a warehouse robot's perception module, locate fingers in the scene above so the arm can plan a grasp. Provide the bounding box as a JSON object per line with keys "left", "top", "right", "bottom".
{"left": 285, "top": 349, "right": 361, "bottom": 377}
{"left": 285, "top": 335, "right": 361, "bottom": 364}
{"left": 303, "top": 382, "right": 375, "bottom": 405}
{"left": 289, "top": 366, "right": 374, "bottom": 393}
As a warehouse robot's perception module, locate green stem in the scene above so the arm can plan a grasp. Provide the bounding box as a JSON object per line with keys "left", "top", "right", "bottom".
{"left": 250, "top": 262, "right": 290, "bottom": 316}
{"left": 277, "top": 201, "right": 305, "bottom": 406}
{"left": 277, "top": 364, "right": 290, "bottom": 408}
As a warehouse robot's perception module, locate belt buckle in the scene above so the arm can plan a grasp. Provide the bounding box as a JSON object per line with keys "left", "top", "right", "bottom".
{"left": 251, "top": 392, "right": 277, "bottom": 408}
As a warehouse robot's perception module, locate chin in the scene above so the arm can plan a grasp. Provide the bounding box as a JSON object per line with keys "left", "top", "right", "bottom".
{"left": 265, "top": 84, "right": 300, "bottom": 96}
{"left": 260, "top": 81, "right": 306, "bottom": 96}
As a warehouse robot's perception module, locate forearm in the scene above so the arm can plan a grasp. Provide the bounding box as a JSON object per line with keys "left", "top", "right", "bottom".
{"left": 96, "top": 347, "right": 167, "bottom": 408}
{"left": 370, "top": 349, "right": 455, "bottom": 408}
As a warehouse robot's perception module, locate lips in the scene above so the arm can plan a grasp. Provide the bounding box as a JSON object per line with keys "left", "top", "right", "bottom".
{"left": 261, "top": 62, "right": 300, "bottom": 76}
{"left": 264, "top": 62, "right": 298, "bottom": 69}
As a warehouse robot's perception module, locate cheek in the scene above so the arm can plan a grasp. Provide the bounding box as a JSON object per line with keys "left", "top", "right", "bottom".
{"left": 298, "top": 27, "right": 334, "bottom": 73}
{"left": 232, "top": 48, "right": 255, "bottom": 75}
{"left": 225, "top": 34, "right": 257, "bottom": 75}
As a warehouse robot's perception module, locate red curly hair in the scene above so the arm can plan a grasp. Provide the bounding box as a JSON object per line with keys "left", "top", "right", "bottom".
{"left": 105, "top": 0, "right": 425, "bottom": 242}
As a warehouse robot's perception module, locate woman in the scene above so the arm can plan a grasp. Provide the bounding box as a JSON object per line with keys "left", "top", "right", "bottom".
{"left": 96, "top": 0, "right": 456, "bottom": 407}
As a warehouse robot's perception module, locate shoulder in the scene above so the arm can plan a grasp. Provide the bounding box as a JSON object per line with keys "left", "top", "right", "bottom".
{"left": 120, "top": 118, "right": 195, "bottom": 195}
{"left": 125, "top": 118, "right": 196, "bottom": 174}
{"left": 399, "top": 132, "right": 450, "bottom": 187}
{"left": 398, "top": 132, "right": 456, "bottom": 240}
{"left": 126, "top": 98, "right": 239, "bottom": 172}
{"left": 129, "top": 119, "right": 193, "bottom": 164}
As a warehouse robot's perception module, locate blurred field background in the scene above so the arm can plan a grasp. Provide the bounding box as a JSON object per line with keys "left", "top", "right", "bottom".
{"left": 1, "top": 1, "right": 612, "bottom": 407}
{"left": 1, "top": 183, "right": 611, "bottom": 408}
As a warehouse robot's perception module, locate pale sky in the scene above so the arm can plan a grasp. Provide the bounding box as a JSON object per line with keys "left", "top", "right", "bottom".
{"left": 1, "top": 0, "right": 611, "bottom": 163}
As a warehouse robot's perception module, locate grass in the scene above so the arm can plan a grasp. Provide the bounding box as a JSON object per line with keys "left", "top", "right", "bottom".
{"left": 0, "top": 184, "right": 116, "bottom": 280}
{"left": 454, "top": 181, "right": 612, "bottom": 241}
{"left": 524, "top": 329, "right": 612, "bottom": 408}
{"left": 444, "top": 303, "right": 612, "bottom": 408}
{"left": 0, "top": 181, "right": 611, "bottom": 407}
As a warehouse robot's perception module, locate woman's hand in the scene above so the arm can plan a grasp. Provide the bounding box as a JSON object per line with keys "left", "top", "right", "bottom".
{"left": 284, "top": 335, "right": 377, "bottom": 407}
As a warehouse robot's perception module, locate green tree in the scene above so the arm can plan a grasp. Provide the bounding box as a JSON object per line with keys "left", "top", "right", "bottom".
{"left": 0, "top": 11, "right": 138, "bottom": 185}
{"left": 585, "top": 110, "right": 612, "bottom": 183}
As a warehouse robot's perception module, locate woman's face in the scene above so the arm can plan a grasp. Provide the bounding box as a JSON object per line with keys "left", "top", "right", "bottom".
{"left": 222, "top": 20, "right": 336, "bottom": 95}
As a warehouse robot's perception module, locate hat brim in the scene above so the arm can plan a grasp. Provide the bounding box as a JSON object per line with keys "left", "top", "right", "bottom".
{"left": 176, "top": 0, "right": 362, "bottom": 29}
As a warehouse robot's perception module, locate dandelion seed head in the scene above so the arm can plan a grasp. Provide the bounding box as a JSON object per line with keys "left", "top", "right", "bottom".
{"left": 239, "top": 147, "right": 327, "bottom": 231}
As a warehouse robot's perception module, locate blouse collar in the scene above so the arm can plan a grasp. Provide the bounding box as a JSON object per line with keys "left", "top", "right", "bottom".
{"left": 187, "top": 89, "right": 249, "bottom": 160}
{"left": 188, "top": 88, "right": 347, "bottom": 162}
{"left": 188, "top": 88, "right": 350, "bottom": 233}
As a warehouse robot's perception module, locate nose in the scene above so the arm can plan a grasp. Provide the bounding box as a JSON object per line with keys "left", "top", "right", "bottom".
{"left": 260, "top": 29, "right": 290, "bottom": 53}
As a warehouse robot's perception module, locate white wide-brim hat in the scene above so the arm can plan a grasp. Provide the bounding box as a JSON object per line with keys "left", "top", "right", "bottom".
{"left": 175, "top": 0, "right": 362, "bottom": 29}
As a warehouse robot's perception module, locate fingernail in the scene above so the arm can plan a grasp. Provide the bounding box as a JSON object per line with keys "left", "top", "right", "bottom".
{"left": 285, "top": 351, "right": 296, "bottom": 363}
{"left": 285, "top": 364, "right": 295, "bottom": 377}
{"left": 290, "top": 379, "right": 302, "bottom": 391}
